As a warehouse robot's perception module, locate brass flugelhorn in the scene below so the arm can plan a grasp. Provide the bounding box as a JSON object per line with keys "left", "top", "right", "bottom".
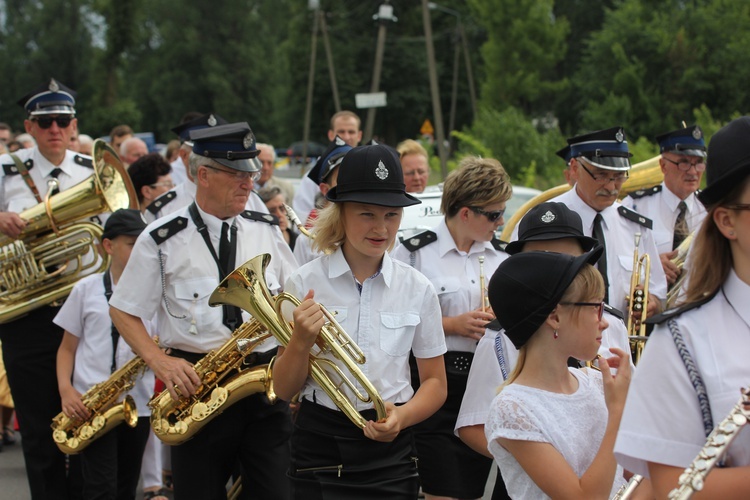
{"left": 627, "top": 232, "right": 651, "bottom": 364}
{"left": 208, "top": 253, "right": 387, "bottom": 428}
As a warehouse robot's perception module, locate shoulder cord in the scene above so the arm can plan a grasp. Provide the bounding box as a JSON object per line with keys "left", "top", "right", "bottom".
{"left": 494, "top": 333, "right": 508, "bottom": 381}
{"left": 102, "top": 271, "right": 119, "bottom": 374}
{"left": 667, "top": 318, "right": 714, "bottom": 437}
{"left": 409, "top": 251, "right": 416, "bottom": 268}
{"left": 158, "top": 248, "right": 186, "bottom": 319}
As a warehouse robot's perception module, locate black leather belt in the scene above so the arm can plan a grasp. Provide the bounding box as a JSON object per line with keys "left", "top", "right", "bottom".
{"left": 444, "top": 351, "right": 474, "bottom": 374}
{"left": 168, "top": 345, "right": 278, "bottom": 367}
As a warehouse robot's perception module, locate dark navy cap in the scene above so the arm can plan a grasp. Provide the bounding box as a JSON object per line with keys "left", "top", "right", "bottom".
{"left": 17, "top": 78, "right": 76, "bottom": 116}
{"left": 656, "top": 125, "right": 706, "bottom": 158}
{"left": 326, "top": 144, "right": 421, "bottom": 207}
{"left": 568, "top": 126, "right": 632, "bottom": 171}
{"left": 505, "top": 202, "right": 599, "bottom": 255}
{"left": 699, "top": 116, "right": 750, "bottom": 206}
{"left": 171, "top": 113, "right": 228, "bottom": 144}
{"left": 488, "top": 248, "right": 603, "bottom": 349}
{"left": 102, "top": 209, "right": 147, "bottom": 240}
{"left": 556, "top": 145, "right": 573, "bottom": 164}
{"left": 306, "top": 136, "right": 353, "bottom": 185}
{"left": 189, "top": 122, "right": 260, "bottom": 172}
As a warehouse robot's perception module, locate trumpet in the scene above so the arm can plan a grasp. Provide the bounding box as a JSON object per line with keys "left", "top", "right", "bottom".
{"left": 208, "top": 253, "right": 387, "bottom": 428}
{"left": 627, "top": 232, "right": 650, "bottom": 364}
{"left": 478, "top": 255, "right": 488, "bottom": 313}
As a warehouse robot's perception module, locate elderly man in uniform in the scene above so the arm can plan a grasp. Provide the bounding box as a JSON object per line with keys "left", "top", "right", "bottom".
{"left": 110, "top": 122, "right": 296, "bottom": 499}
{"left": 622, "top": 125, "right": 707, "bottom": 286}
{"left": 547, "top": 127, "right": 667, "bottom": 320}
{"left": 0, "top": 78, "right": 97, "bottom": 499}
{"left": 255, "top": 143, "right": 295, "bottom": 203}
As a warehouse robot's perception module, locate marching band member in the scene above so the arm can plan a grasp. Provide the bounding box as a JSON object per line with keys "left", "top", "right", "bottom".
{"left": 484, "top": 250, "right": 631, "bottom": 499}
{"left": 614, "top": 116, "right": 750, "bottom": 497}
{"left": 55, "top": 209, "right": 154, "bottom": 500}
{"left": 392, "top": 156, "right": 511, "bottom": 500}
{"left": 622, "top": 125, "right": 708, "bottom": 286}
{"left": 272, "top": 144, "right": 447, "bottom": 499}
{"left": 0, "top": 78, "right": 96, "bottom": 499}
{"left": 110, "top": 123, "right": 296, "bottom": 499}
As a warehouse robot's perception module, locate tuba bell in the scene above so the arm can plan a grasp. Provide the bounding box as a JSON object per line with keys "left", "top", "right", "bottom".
{"left": 209, "top": 253, "right": 387, "bottom": 428}
{"left": 0, "top": 140, "right": 138, "bottom": 323}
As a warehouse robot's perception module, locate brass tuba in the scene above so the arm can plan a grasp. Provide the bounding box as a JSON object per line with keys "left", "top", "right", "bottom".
{"left": 0, "top": 140, "right": 138, "bottom": 323}
{"left": 208, "top": 253, "right": 388, "bottom": 428}
{"left": 500, "top": 155, "right": 664, "bottom": 241}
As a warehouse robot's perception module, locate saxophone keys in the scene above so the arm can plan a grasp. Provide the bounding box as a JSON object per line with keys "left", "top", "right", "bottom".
{"left": 91, "top": 415, "right": 105, "bottom": 431}
{"left": 192, "top": 402, "right": 209, "bottom": 421}
{"left": 53, "top": 429, "right": 68, "bottom": 444}
{"left": 79, "top": 425, "right": 94, "bottom": 440}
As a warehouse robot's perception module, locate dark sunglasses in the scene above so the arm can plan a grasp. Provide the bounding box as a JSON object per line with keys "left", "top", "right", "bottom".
{"left": 560, "top": 301, "right": 604, "bottom": 321}
{"left": 469, "top": 206, "right": 506, "bottom": 222}
{"left": 33, "top": 116, "right": 73, "bottom": 129}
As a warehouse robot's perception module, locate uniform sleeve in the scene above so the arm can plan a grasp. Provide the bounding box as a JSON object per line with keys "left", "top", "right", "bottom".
{"left": 53, "top": 279, "right": 87, "bottom": 337}
{"left": 643, "top": 229, "right": 668, "bottom": 300}
{"left": 109, "top": 230, "right": 164, "bottom": 320}
{"left": 456, "top": 329, "right": 504, "bottom": 433}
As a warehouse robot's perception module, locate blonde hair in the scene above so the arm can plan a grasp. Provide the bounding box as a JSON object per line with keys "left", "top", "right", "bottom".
{"left": 397, "top": 139, "right": 428, "bottom": 160}
{"left": 441, "top": 156, "right": 512, "bottom": 217}
{"left": 311, "top": 201, "right": 400, "bottom": 255}
{"left": 499, "top": 263, "right": 604, "bottom": 390}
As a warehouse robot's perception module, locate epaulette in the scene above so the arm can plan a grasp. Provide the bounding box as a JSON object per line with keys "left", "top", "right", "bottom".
{"left": 617, "top": 206, "right": 653, "bottom": 229}
{"left": 73, "top": 154, "right": 93, "bottom": 168}
{"left": 603, "top": 303, "right": 624, "bottom": 322}
{"left": 240, "top": 210, "right": 279, "bottom": 225}
{"left": 150, "top": 216, "right": 188, "bottom": 245}
{"left": 491, "top": 237, "right": 508, "bottom": 252}
{"left": 2, "top": 158, "right": 33, "bottom": 175}
{"left": 146, "top": 191, "right": 177, "bottom": 214}
{"left": 485, "top": 318, "right": 501, "bottom": 331}
{"left": 645, "top": 290, "right": 718, "bottom": 325}
{"left": 401, "top": 230, "right": 437, "bottom": 252}
{"left": 627, "top": 184, "right": 661, "bottom": 199}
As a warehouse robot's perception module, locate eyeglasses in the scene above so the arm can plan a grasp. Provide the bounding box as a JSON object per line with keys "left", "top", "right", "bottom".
{"left": 149, "top": 181, "right": 175, "bottom": 189}
{"left": 663, "top": 157, "right": 706, "bottom": 172}
{"left": 579, "top": 162, "right": 629, "bottom": 184}
{"left": 32, "top": 116, "right": 73, "bottom": 129}
{"left": 559, "top": 301, "right": 604, "bottom": 321}
{"left": 725, "top": 204, "right": 750, "bottom": 212}
{"left": 469, "top": 206, "right": 506, "bottom": 222}
{"left": 203, "top": 164, "right": 261, "bottom": 182}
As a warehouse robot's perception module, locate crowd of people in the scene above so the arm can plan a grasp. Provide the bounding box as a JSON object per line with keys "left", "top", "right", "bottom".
{"left": 0, "top": 76, "right": 747, "bottom": 500}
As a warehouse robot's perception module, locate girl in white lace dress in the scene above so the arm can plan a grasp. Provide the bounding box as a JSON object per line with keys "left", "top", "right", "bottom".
{"left": 484, "top": 250, "right": 631, "bottom": 499}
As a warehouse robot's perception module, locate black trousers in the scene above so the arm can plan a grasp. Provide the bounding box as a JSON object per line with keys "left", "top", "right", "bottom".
{"left": 0, "top": 306, "right": 76, "bottom": 500}
{"left": 289, "top": 400, "right": 419, "bottom": 500}
{"left": 80, "top": 416, "right": 150, "bottom": 500}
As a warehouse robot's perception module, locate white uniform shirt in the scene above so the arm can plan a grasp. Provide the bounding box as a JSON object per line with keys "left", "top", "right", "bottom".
{"left": 169, "top": 157, "right": 188, "bottom": 188}
{"left": 614, "top": 270, "right": 750, "bottom": 476}
{"left": 551, "top": 188, "right": 668, "bottom": 314}
{"left": 292, "top": 231, "right": 322, "bottom": 266}
{"left": 284, "top": 247, "right": 446, "bottom": 412}
{"left": 391, "top": 219, "right": 508, "bottom": 353}
{"left": 53, "top": 272, "right": 156, "bottom": 417}
{"left": 455, "top": 310, "right": 631, "bottom": 436}
{"left": 291, "top": 175, "right": 319, "bottom": 224}
{"left": 110, "top": 203, "right": 298, "bottom": 353}
{"left": 622, "top": 183, "right": 707, "bottom": 254}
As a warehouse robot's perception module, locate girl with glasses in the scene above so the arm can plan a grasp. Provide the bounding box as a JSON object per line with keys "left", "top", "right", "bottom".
{"left": 485, "top": 250, "right": 632, "bottom": 499}
{"left": 392, "top": 156, "right": 512, "bottom": 500}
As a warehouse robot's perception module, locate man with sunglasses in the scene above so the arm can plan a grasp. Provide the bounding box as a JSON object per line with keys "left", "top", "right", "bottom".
{"left": 0, "top": 79, "right": 97, "bottom": 499}
{"left": 622, "top": 125, "right": 708, "bottom": 286}
{"left": 110, "top": 122, "right": 297, "bottom": 499}
{"left": 548, "top": 127, "right": 667, "bottom": 325}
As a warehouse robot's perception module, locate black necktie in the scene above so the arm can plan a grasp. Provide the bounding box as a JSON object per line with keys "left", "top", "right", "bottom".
{"left": 592, "top": 213, "right": 610, "bottom": 303}
{"left": 219, "top": 222, "right": 242, "bottom": 331}
{"left": 49, "top": 168, "right": 62, "bottom": 196}
{"left": 673, "top": 201, "right": 689, "bottom": 250}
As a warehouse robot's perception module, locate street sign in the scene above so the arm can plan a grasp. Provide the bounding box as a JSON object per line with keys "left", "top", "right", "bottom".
{"left": 420, "top": 119, "right": 434, "bottom": 136}
{"left": 355, "top": 92, "right": 387, "bottom": 109}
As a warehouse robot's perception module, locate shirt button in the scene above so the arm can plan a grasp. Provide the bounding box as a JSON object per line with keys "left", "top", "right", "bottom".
{"left": 193, "top": 293, "right": 199, "bottom": 298}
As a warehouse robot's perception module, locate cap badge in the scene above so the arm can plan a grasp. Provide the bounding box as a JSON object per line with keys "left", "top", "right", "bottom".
{"left": 208, "top": 114, "right": 217, "bottom": 127}
{"left": 335, "top": 137, "right": 346, "bottom": 146}
{"left": 692, "top": 127, "right": 702, "bottom": 140}
{"left": 242, "top": 133, "right": 253, "bottom": 150}
{"left": 615, "top": 129, "right": 624, "bottom": 142}
{"left": 157, "top": 228, "right": 169, "bottom": 238}
{"left": 375, "top": 159, "right": 389, "bottom": 180}
{"left": 541, "top": 210, "right": 555, "bottom": 223}
{"left": 48, "top": 79, "right": 59, "bottom": 92}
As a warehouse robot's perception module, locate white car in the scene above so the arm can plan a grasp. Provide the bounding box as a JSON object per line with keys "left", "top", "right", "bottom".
{"left": 398, "top": 184, "right": 542, "bottom": 242}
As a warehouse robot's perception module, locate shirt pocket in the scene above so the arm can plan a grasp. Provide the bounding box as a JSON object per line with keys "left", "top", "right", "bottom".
{"left": 173, "top": 277, "right": 219, "bottom": 332}
{"left": 379, "top": 312, "right": 420, "bottom": 357}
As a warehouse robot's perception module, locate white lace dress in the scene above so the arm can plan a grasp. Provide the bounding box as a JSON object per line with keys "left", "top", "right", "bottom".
{"left": 485, "top": 368, "right": 626, "bottom": 499}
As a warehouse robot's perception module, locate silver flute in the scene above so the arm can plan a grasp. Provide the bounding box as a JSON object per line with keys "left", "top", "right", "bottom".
{"left": 668, "top": 387, "right": 750, "bottom": 500}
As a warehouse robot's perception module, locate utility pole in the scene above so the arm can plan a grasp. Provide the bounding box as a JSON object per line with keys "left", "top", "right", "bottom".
{"left": 459, "top": 22, "right": 477, "bottom": 119}
{"left": 422, "top": 0, "right": 449, "bottom": 180}
{"left": 301, "top": 6, "right": 320, "bottom": 173}
{"left": 319, "top": 11, "right": 341, "bottom": 112}
{"left": 363, "top": 2, "right": 396, "bottom": 143}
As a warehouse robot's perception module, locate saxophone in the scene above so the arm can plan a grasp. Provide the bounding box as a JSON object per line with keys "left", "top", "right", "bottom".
{"left": 668, "top": 387, "right": 750, "bottom": 500}
{"left": 51, "top": 351, "right": 150, "bottom": 454}
{"left": 149, "top": 321, "right": 274, "bottom": 445}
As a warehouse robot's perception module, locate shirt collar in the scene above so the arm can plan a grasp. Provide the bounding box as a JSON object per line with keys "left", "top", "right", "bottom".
{"left": 723, "top": 269, "right": 750, "bottom": 328}
{"left": 34, "top": 147, "right": 73, "bottom": 178}
{"left": 662, "top": 181, "right": 699, "bottom": 214}
{"left": 194, "top": 201, "right": 235, "bottom": 238}
{"left": 436, "top": 218, "right": 495, "bottom": 257}
{"left": 567, "top": 186, "right": 617, "bottom": 232}
{"left": 328, "top": 246, "right": 392, "bottom": 287}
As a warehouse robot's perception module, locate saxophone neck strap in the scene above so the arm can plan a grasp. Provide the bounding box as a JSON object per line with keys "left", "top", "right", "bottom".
{"left": 103, "top": 270, "right": 119, "bottom": 374}
{"left": 10, "top": 154, "right": 42, "bottom": 203}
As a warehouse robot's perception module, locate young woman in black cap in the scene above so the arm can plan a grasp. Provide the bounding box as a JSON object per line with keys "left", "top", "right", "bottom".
{"left": 272, "top": 144, "right": 448, "bottom": 499}
{"left": 614, "top": 117, "right": 750, "bottom": 497}
{"left": 484, "top": 250, "right": 632, "bottom": 499}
